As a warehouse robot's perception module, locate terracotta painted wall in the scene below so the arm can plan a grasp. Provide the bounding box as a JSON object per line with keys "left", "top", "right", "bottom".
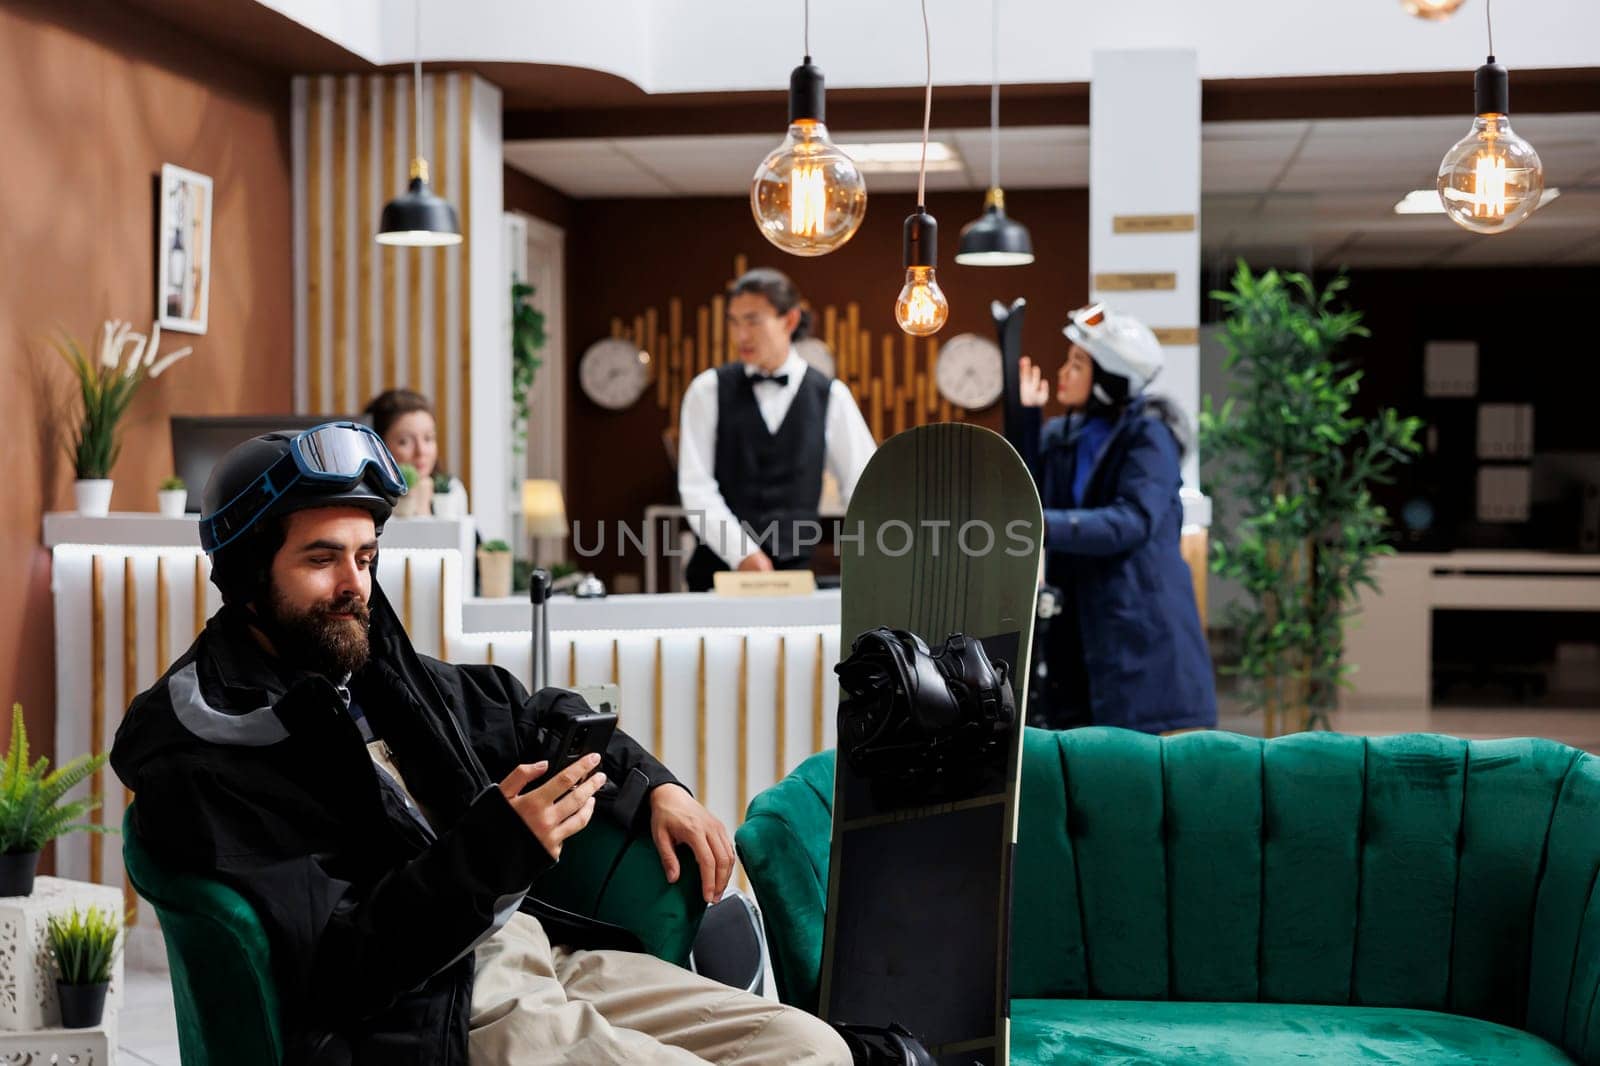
{"left": 556, "top": 188, "right": 1089, "bottom": 584}
{"left": 0, "top": 1, "right": 294, "bottom": 760}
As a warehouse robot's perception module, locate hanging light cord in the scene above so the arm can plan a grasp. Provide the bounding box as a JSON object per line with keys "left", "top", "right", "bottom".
{"left": 989, "top": 0, "right": 999, "bottom": 191}
{"left": 804, "top": 0, "right": 810, "bottom": 57}
{"left": 412, "top": 0, "right": 423, "bottom": 173}
{"left": 1486, "top": 0, "right": 1495, "bottom": 57}
{"left": 918, "top": 0, "right": 932, "bottom": 206}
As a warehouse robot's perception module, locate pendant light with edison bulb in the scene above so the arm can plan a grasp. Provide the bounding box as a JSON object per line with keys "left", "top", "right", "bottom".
{"left": 749, "top": 0, "right": 868, "bottom": 256}
{"left": 895, "top": 0, "right": 950, "bottom": 337}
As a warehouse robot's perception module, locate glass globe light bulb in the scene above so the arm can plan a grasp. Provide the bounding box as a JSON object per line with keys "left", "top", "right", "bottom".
{"left": 1437, "top": 114, "right": 1544, "bottom": 234}
{"left": 895, "top": 266, "right": 949, "bottom": 337}
{"left": 750, "top": 120, "right": 868, "bottom": 256}
{"left": 1401, "top": 0, "right": 1467, "bottom": 20}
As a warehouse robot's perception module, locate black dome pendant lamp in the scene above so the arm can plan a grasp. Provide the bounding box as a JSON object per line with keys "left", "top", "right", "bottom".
{"left": 377, "top": 0, "right": 461, "bottom": 247}
{"left": 956, "top": 0, "right": 1033, "bottom": 267}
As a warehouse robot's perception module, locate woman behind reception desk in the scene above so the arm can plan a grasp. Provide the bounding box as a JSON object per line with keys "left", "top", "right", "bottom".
{"left": 365, "top": 388, "right": 468, "bottom": 516}
{"left": 676, "top": 268, "right": 876, "bottom": 591}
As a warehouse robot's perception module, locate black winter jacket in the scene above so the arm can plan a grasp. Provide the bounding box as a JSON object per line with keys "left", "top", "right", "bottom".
{"left": 110, "top": 582, "right": 680, "bottom": 1066}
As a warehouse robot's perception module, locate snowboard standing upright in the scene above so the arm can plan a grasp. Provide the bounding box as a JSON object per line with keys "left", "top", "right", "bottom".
{"left": 821, "top": 423, "right": 1044, "bottom": 1065}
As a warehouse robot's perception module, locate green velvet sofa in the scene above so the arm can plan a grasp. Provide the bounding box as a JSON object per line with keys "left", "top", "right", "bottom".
{"left": 735, "top": 727, "right": 1600, "bottom": 1064}
{"left": 123, "top": 804, "right": 705, "bottom": 1066}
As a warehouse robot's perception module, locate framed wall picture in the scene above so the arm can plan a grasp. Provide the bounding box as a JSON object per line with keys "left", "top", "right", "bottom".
{"left": 157, "top": 163, "right": 212, "bottom": 334}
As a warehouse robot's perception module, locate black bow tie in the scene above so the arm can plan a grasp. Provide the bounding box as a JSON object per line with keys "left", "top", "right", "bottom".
{"left": 749, "top": 372, "right": 789, "bottom": 387}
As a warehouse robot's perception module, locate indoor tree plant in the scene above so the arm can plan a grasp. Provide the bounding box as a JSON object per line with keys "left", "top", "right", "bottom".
{"left": 511, "top": 280, "right": 547, "bottom": 464}
{"left": 54, "top": 319, "right": 192, "bottom": 516}
{"left": 0, "top": 704, "right": 111, "bottom": 896}
{"left": 1200, "top": 263, "right": 1422, "bottom": 735}
{"left": 46, "top": 904, "right": 121, "bottom": 1028}
{"left": 157, "top": 475, "right": 188, "bottom": 517}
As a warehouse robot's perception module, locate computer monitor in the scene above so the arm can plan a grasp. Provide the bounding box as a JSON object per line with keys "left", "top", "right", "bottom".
{"left": 169, "top": 414, "right": 368, "bottom": 514}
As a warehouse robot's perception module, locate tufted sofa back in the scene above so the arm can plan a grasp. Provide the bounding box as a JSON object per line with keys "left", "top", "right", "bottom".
{"left": 738, "top": 728, "right": 1600, "bottom": 1063}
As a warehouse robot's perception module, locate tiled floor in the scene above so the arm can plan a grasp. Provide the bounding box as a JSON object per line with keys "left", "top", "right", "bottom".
{"left": 118, "top": 968, "right": 181, "bottom": 1065}
{"left": 115, "top": 703, "right": 1600, "bottom": 1065}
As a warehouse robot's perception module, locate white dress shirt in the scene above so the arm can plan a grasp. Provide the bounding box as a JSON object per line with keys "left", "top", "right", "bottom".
{"left": 677, "top": 348, "right": 877, "bottom": 566}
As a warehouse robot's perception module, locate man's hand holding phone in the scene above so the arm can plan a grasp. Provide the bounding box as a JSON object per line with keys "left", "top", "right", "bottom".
{"left": 498, "top": 754, "right": 606, "bottom": 861}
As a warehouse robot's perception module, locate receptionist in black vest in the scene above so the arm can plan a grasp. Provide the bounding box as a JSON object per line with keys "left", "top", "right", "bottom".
{"left": 677, "top": 268, "right": 877, "bottom": 592}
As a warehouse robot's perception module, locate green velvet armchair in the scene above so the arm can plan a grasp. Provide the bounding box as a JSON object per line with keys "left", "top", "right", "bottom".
{"left": 736, "top": 727, "right": 1600, "bottom": 1064}
{"left": 123, "top": 805, "right": 704, "bottom": 1066}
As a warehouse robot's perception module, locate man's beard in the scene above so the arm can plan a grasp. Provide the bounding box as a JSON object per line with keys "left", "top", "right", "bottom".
{"left": 265, "top": 588, "right": 372, "bottom": 678}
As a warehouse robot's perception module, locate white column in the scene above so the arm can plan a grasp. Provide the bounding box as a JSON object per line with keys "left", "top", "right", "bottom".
{"left": 468, "top": 76, "right": 510, "bottom": 540}
{"left": 1089, "top": 49, "right": 1202, "bottom": 489}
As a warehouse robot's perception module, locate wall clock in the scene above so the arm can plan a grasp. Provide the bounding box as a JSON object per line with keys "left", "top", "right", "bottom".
{"left": 935, "top": 333, "right": 1004, "bottom": 410}
{"left": 579, "top": 338, "right": 651, "bottom": 410}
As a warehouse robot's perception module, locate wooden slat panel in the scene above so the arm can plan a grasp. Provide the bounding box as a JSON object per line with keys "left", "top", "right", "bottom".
{"left": 710, "top": 295, "right": 724, "bottom": 365}
{"left": 433, "top": 75, "right": 450, "bottom": 483}
{"left": 653, "top": 637, "right": 665, "bottom": 757}
{"left": 697, "top": 306, "right": 709, "bottom": 374}
{"left": 332, "top": 76, "right": 348, "bottom": 416}
{"left": 737, "top": 637, "right": 748, "bottom": 826}
{"left": 438, "top": 557, "right": 449, "bottom": 660}
{"left": 812, "top": 632, "right": 825, "bottom": 754}
{"left": 193, "top": 555, "right": 206, "bottom": 638}
{"left": 307, "top": 78, "right": 324, "bottom": 414}
{"left": 357, "top": 77, "right": 374, "bottom": 404}
{"left": 122, "top": 557, "right": 138, "bottom": 917}
{"left": 403, "top": 556, "right": 414, "bottom": 633}
{"left": 696, "top": 637, "right": 707, "bottom": 800}
{"left": 383, "top": 78, "right": 399, "bottom": 390}
{"left": 408, "top": 76, "right": 423, "bottom": 397}
{"left": 775, "top": 636, "right": 787, "bottom": 780}
{"left": 458, "top": 74, "right": 474, "bottom": 496}
{"left": 155, "top": 557, "right": 170, "bottom": 673}
{"left": 90, "top": 556, "right": 105, "bottom": 884}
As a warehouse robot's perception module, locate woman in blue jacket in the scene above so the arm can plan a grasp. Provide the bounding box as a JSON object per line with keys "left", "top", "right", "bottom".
{"left": 1013, "top": 303, "right": 1216, "bottom": 734}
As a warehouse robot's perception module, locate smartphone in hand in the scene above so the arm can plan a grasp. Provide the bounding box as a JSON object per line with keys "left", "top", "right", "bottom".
{"left": 531, "top": 705, "right": 618, "bottom": 792}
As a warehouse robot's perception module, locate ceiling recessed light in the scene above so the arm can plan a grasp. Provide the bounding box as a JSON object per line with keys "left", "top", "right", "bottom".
{"left": 834, "top": 141, "right": 964, "bottom": 173}
{"left": 1395, "top": 187, "right": 1560, "bottom": 215}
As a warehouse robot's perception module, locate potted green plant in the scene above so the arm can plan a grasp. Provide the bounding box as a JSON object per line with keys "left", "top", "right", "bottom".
{"left": 46, "top": 904, "right": 121, "bottom": 1028}
{"left": 157, "top": 475, "right": 188, "bottom": 517}
{"left": 53, "top": 319, "right": 192, "bottom": 516}
{"left": 1200, "top": 263, "right": 1422, "bottom": 735}
{"left": 0, "top": 704, "right": 111, "bottom": 896}
{"left": 477, "top": 539, "right": 514, "bottom": 599}
{"left": 392, "top": 462, "right": 427, "bottom": 518}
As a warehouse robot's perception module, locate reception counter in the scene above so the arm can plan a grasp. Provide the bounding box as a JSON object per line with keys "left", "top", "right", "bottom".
{"left": 43, "top": 513, "right": 842, "bottom": 922}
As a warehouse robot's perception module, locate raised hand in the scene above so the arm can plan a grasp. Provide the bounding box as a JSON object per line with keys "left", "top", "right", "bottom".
{"left": 1018, "top": 356, "right": 1050, "bottom": 408}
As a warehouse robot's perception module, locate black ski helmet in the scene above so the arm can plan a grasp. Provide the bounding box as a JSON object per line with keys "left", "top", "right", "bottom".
{"left": 201, "top": 430, "right": 399, "bottom": 606}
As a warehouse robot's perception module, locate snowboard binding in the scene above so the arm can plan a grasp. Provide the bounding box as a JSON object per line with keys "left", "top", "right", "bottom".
{"left": 835, "top": 626, "right": 1016, "bottom": 807}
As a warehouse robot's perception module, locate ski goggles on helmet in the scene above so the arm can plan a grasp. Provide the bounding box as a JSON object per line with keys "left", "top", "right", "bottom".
{"left": 200, "top": 421, "right": 407, "bottom": 553}
{"left": 1063, "top": 302, "right": 1107, "bottom": 344}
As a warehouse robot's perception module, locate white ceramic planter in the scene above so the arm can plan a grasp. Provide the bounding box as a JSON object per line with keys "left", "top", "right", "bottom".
{"left": 73, "top": 480, "right": 113, "bottom": 517}
{"left": 432, "top": 489, "right": 465, "bottom": 519}
{"left": 157, "top": 489, "right": 188, "bottom": 517}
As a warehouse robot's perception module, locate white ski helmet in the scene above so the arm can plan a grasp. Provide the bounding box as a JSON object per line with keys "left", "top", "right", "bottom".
{"left": 1062, "top": 303, "right": 1164, "bottom": 394}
